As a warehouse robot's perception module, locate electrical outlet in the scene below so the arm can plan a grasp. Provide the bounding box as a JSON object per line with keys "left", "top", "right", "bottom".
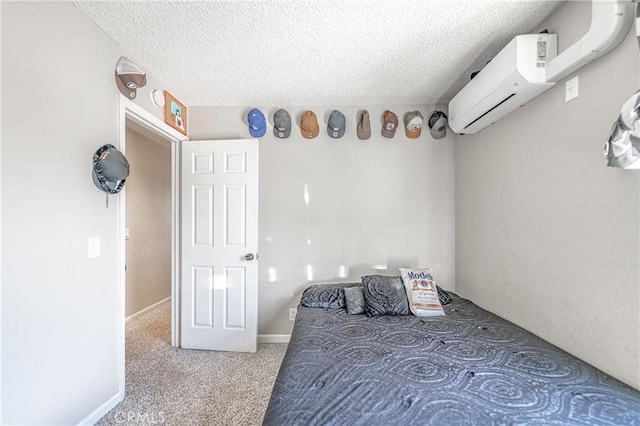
{"left": 565, "top": 75, "right": 579, "bottom": 102}
{"left": 289, "top": 308, "right": 297, "bottom": 321}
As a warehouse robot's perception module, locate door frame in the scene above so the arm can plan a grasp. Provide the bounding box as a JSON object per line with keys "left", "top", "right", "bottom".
{"left": 116, "top": 97, "right": 187, "bottom": 398}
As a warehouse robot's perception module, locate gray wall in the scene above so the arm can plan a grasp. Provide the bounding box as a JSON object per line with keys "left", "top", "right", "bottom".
{"left": 189, "top": 105, "right": 456, "bottom": 334}
{"left": 455, "top": 1, "right": 640, "bottom": 389}
{"left": 1, "top": 2, "right": 175, "bottom": 423}
{"left": 125, "top": 127, "right": 172, "bottom": 318}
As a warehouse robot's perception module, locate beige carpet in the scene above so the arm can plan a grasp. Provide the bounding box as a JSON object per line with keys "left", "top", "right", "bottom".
{"left": 96, "top": 301, "right": 287, "bottom": 425}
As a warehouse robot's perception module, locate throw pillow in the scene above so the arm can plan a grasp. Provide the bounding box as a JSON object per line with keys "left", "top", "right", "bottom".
{"left": 344, "top": 286, "right": 365, "bottom": 315}
{"left": 300, "top": 283, "right": 360, "bottom": 308}
{"left": 399, "top": 268, "right": 445, "bottom": 317}
{"left": 361, "top": 275, "right": 410, "bottom": 317}
{"left": 437, "top": 286, "right": 452, "bottom": 305}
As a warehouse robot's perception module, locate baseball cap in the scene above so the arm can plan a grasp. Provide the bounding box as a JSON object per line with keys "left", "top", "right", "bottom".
{"left": 327, "top": 110, "right": 346, "bottom": 138}
{"left": 92, "top": 144, "right": 130, "bottom": 194}
{"left": 300, "top": 111, "right": 319, "bottom": 139}
{"left": 404, "top": 111, "right": 424, "bottom": 138}
{"left": 428, "top": 111, "right": 448, "bottom": 139}
{"left": 357, "top": 110, "right": 371, "bottom": 140}
{"left": 115, "top": 56, "right": 147, "bottom": 100}
{"left": 273, "top": 109, "right": 291, "bottom": 139}
{"left": 247, "top": 108, "right": 267, "bottom": 137}
{"left": 381, "top": 110, "right": 398, "bottom": 138}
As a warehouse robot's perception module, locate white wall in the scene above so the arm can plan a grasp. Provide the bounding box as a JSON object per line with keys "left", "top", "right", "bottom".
{"left": 125, "top": 127, "right": 172, "bottom": 318}
{"left": 189, "top": 106, "right": 456, "bottom": 334}
{"left": 1, "top": 2, "right": 176, "bottom": 423}
{"left": 455, "top": 1, "right": 640, "bottom": 389}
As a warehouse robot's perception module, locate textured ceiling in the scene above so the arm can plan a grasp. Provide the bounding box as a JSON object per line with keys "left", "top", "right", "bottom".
{"left": 72, "top": 1, "right": 562, "bottom": 107}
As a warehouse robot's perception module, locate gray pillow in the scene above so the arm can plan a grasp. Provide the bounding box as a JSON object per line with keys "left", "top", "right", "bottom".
{"left": 437, "top": 286, "right": 452, "bottom": 305}
{"left": 300, "top": 283, "right": 360, "bottom": 308}
{"left": 344, "top": 286, "right": 365, "bottom": 315}
{"left": 361, "top": 275, "right": 410, "bottom": 316}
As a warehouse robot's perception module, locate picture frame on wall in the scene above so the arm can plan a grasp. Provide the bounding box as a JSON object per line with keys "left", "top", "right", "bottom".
{"left": 163, "top": 91, "right": 187, "bottom": 135}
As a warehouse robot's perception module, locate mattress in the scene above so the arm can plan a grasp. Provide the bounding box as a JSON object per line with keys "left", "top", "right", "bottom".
{"left": 263, "top": 293, "right": 640, "bottom": 425}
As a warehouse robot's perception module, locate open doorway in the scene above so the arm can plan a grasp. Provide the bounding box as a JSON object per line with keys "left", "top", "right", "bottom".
{"left": 124, "top": 120, "right": 172, "bottom": 321}
{"left": 115, "top": 98, "right": 187, "bottom": 403}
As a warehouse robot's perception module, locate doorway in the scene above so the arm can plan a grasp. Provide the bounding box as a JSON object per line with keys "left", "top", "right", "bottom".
{"left": 116, "top": 98, "right": 187, "bottom": 400}
{"left": 124, "top": 119, "right": 172, "bottom": 320}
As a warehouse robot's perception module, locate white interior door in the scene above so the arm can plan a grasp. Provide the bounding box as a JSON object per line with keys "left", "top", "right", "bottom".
{"left": 180, "top": 139, "right": 258, "bottom": 352}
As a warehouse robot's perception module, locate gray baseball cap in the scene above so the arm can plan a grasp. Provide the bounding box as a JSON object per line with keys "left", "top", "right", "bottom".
{"left": 357, "top": 110, "right": 371, "bottom": 140}
{"left": 327, "top": 110, "right": 346, "bottom": 138}
{"left": 92, "top": 144, "right": 130, "bottom": 194}
{"left": 273, "top": 109, "right": 291, "bottom": 139}
{"left": 428, "top": 111, "right": 448, "bottom": 139}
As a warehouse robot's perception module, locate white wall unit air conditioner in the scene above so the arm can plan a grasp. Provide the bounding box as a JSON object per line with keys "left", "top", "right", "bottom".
{"left": 448, "top": 1, "right": 635, "bottom": 135}
{"left": 449, "top": 34, "right": 557, "bottom": 135}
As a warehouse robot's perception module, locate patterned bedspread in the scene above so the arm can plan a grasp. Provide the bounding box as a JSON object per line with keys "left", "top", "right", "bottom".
{"left": 263, "top": 293, "right": 640, "bottom": 425}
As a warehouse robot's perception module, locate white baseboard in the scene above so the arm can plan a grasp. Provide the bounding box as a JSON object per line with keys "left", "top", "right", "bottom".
{"left": 126, "top": 297, "right": 171, "bottom": 323}
{"left": 258, "top": 334, "right": 291, "bottom": 344}
{"left": 77, "top": 390, "right": 123, "bottom": 426}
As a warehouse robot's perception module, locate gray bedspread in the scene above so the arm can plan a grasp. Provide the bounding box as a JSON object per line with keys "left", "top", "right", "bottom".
{"left": 263, "top": 293, "right": 640, "bottom": 425}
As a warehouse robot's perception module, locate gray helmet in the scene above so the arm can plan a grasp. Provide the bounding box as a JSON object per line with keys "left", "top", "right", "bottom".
{"left": 92, "top": 144, "right": 130, "bottom": 194}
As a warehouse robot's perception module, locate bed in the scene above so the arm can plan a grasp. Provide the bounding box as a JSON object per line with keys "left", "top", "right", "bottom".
{"left": 263, "top": 285, "right": 640, "bottom": 425}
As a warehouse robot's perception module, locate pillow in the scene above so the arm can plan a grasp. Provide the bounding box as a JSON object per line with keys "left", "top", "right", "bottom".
{"left": 361, "top": 275, "right": 410, "bottom": 317}
{"left": 399, "top": 268, "right": 445, "bottom": 317}
{"left": 300, "top": 283, "right": 360, "bottom": 308}
{"left": 344, "top": 286, "right": 365, "bottom": 315}
{"left": 437, "top": 286, "right": 452, "bottom": 305}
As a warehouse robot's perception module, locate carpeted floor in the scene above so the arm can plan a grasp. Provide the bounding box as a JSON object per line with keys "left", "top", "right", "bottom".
{"left": 96, "top": 301, "right": 288, "bottom": 425}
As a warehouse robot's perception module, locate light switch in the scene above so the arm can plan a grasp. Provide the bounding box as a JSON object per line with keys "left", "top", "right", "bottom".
{"left": 565, "top": 76, "right": 579, "bottom": 102}
{"left": 125, "top": 228, "right": 130, "bottom": 240}
{"left": 88, "top": 237, "right": 101, "bottom": 258}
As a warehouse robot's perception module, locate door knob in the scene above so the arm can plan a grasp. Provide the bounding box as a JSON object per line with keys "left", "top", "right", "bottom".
{"left": 244, "top": 253, "right": 255, "bottom": 261}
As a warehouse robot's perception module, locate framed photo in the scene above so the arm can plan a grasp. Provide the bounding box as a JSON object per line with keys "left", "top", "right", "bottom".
{"left": 163, "top": 91, "right": 187, "bottom": 135}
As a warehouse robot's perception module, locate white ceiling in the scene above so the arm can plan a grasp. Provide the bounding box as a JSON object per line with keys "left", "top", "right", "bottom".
{"left": 72, "top": 0, "right": 562, "bottom": 107}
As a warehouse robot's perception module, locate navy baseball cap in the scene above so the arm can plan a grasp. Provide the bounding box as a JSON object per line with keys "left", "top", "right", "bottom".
{"left": 247, "top": 108, "right": 266, "bottom": 137}
{"left": 327, "top": 110, "right": 346, "bottom": 138}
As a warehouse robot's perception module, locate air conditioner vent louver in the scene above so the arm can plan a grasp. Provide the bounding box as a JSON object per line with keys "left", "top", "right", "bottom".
{"left": 464, "top": 93, "right": 516, "bottom": 130}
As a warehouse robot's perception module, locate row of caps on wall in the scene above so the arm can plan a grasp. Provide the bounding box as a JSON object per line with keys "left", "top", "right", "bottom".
{"left": 247, "top": 108, "right": 449, "bottom": 140}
